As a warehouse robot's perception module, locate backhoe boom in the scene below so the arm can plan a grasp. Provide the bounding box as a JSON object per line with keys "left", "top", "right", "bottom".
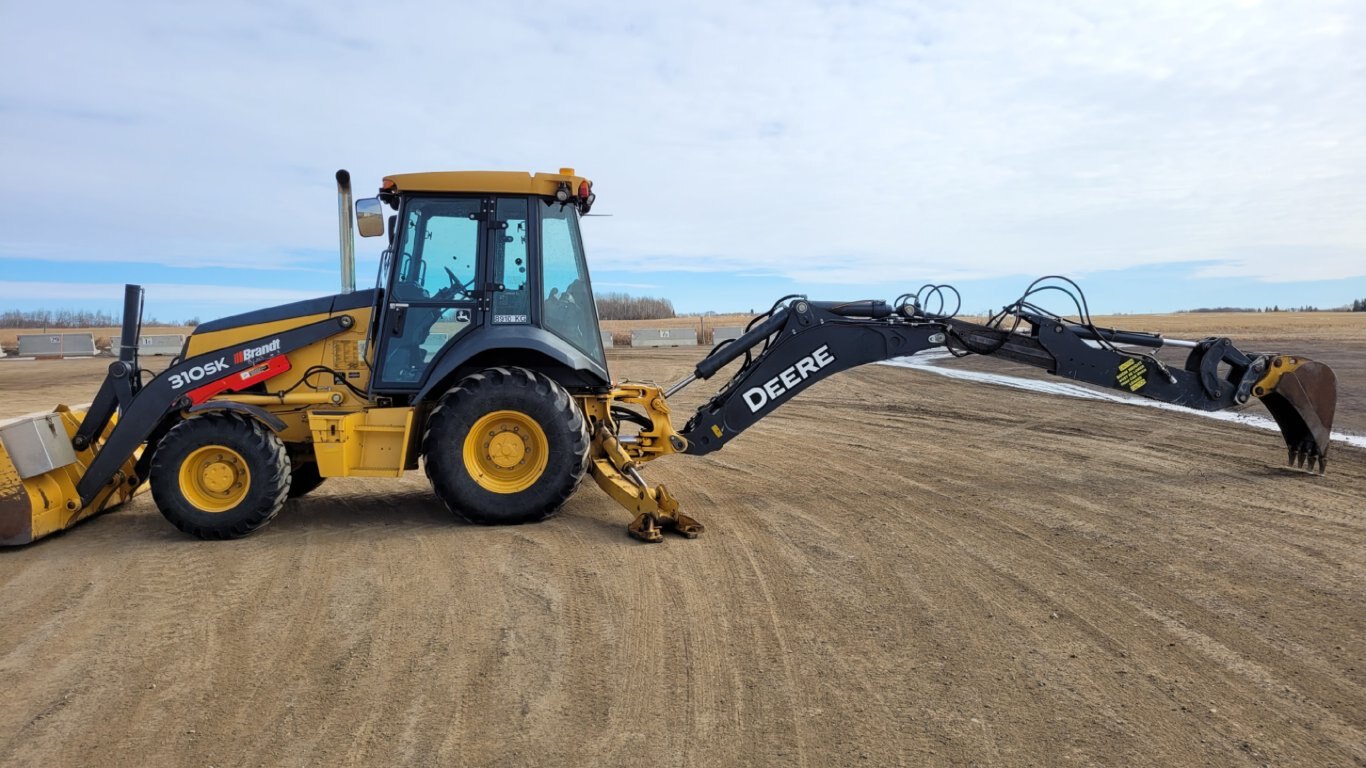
{"left": 589, "top": 288, "right": 1337, "bottom": 541}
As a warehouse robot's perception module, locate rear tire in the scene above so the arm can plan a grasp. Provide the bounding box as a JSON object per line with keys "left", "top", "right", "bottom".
{"left": 150, "top": 414, "right": 291, "bottom": 539}
{"left": 423, "top": 367, "right": 590, "bottom": 525}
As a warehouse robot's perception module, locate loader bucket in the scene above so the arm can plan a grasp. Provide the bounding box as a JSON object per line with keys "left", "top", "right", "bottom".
{"left": 0, "top": 406, "right": 143, "bottom": 546}
{"left": 1255, "top": 358, "right": 1337, "bottom": 474}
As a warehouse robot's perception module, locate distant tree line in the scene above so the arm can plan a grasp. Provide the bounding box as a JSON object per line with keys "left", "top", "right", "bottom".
{"left": 1182, "top": 305, "right": 1346, "bottom": 313}
{"left": 0, "top": 308, "right": 174, "bottom": 328}
{"left": 1353, "top": 299, "right": 1366, "bottom": 312}
{"left": 0, "top": 308, "right": 121, "bottom": 328}
{"left": 595, "top": 293, "right": 676, "bottom": 321}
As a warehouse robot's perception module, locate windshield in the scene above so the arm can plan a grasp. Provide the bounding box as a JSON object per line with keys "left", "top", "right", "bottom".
{"left": 540, "top": 201, "right": 604, "bottom": 364}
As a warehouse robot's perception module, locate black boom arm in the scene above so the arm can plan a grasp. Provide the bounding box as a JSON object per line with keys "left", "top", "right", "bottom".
{"left": 677, "top": 300, "right": 947, "bottom": 455}
{"left": 665, "top": 293, "right": 1334, "bottom": 472}
{"left": 943, "top": 312, "right": 1267, "bottom": 410}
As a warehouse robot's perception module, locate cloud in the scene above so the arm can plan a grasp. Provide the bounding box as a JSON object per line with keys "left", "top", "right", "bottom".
{"left": 1, "top": 0, "right": 1363, "bottom": 307}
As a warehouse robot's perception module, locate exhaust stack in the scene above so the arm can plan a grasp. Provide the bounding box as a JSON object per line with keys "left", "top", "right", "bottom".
{"left": 335, "top": 169, "right": 356, "bottom": 293}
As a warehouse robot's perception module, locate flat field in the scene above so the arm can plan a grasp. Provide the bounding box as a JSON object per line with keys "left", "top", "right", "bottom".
{"left": 0, "top": 315, "right": 1362, "bottom": 767}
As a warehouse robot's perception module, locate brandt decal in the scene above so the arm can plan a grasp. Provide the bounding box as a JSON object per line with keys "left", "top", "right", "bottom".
{"left": 233, "top": 338, "right": 282, "bottom": 364}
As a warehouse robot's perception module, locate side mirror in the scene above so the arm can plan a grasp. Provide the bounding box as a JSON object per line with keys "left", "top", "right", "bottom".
{"left": 356, "top": 197, "right": 385, "bottom": 238}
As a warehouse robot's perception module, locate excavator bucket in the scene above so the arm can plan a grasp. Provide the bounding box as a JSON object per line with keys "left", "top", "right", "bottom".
{"left": 1254, "top": 358, "right": 1337, "bottom": 474}
{"left": 0, "top": 406, "right": 142, "bottom": 545}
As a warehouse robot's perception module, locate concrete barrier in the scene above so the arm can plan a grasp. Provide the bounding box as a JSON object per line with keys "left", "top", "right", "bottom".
{"left": 138, "top": 334, "right": 185, "bottom": 356}
{"left": 60, "top": 334, "right": 97, "bottom": 356}
{"left": 18, "top": 333, "right": 96, "bottom": 357}
{"left": 600, "top": 330, "right": 614, "bottom": 349}
{"left": 18, "top": 335, "right": 62, "bottom": 357}
{"left": 112, "top": 334, "right": 186, "bottom": 357}
{"left": 712, "top": 326, "right": 744, "bottom": 344}
{"left": 631, "top": 328, "right": 698, "bottom": 348}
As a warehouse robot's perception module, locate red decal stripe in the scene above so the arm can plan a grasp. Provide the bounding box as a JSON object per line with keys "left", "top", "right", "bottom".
{"left": 186, "top": 355, "right": 292, "bottom": 405}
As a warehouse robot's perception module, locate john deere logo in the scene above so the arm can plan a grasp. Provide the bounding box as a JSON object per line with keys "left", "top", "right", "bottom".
{"left": 742, "top": 345, "right": 837, "bottom": 412}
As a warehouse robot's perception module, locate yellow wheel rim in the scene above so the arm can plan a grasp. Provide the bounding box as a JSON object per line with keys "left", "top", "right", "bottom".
{"left": 179, "top": 445, "right": 251, "bottom": 512}
{"left": 463, "top": 410, "right": 548, "bottom": 494}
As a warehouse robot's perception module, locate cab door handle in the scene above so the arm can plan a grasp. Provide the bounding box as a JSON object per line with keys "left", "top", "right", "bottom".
{"left": 389, "top": 303, "right": 409, "bottom": 335}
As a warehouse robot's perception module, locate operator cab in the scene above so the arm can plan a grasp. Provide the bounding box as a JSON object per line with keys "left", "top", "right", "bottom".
{"left": 358, "top": 170, "right": 609, "bottom": 397}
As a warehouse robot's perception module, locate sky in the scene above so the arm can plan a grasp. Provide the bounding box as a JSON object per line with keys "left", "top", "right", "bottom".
{"left": 2, "top": 0, "right": 1364, "bottom": 323}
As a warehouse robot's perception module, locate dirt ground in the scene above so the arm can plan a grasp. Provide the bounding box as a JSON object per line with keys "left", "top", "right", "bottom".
{"left": 0, "top": 340, "right": 1362, "bottom": 766}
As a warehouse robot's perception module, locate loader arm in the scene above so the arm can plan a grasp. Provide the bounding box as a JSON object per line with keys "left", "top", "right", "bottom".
{"left": 1, "top": 284, "right": 359, "bottom": 545}
{"left": 73, "top": 313, "right": 356, "bottom": 506}
{"left": 588, "top": 286, "right": 1337, "bottom": 542}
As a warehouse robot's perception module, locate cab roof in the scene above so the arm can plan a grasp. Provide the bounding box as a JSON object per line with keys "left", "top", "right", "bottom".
{"left": 381, "top": 168, "right": 591, "bottom": 196}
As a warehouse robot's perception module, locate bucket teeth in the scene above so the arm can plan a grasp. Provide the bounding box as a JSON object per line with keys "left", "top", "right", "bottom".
{"left": 1284, "top": 444, "right": 1327, "bottom": 475}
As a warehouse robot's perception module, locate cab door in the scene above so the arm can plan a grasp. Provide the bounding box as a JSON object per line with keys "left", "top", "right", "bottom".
{"left": 375, "top": 196, "right": 485, "bottom": 387}
{"left": 485, "top": 197, "right": 533, "bottom": 327}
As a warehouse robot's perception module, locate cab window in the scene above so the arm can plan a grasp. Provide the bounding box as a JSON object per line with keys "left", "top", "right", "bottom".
{"left": 491, "top": 198, "right": 531, "bottom": 324}
{"left": 393, "top": 198, "right": 480, "bottom": 302}
{"left": 540, "top": 201, "right": 603, "bottom": 361}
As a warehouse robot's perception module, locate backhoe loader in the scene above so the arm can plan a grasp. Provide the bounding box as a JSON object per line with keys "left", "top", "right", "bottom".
{"left": 0, "top": 169, "right": 1339, "bottom": 545}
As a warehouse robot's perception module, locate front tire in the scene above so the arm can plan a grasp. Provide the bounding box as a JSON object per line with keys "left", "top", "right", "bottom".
{"left": 423, "top": 367, "right": 590, "bottom": 525}
{"left": 150, "top": 414, "right": 291, "bottom": 539}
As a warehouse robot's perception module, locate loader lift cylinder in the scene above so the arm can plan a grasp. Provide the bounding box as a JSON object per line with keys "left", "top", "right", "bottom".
{"left": 118, "top": 284, "right": 144, "bottom": 365}
{"left": 72, "top": 283, "right": 147, "bottom": 452}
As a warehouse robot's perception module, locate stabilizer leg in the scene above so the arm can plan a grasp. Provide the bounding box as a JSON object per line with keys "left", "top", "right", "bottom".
{"left": 588, "top": 425, "right": 704, "bottom": 543}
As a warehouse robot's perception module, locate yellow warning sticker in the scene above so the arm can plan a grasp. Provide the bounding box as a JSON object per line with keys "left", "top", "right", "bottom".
{"left": 1116, "top": 358, "right": 1147, "bottom": 391}
{"left": 711, "top": 424, "right": 723, "bottom": 438}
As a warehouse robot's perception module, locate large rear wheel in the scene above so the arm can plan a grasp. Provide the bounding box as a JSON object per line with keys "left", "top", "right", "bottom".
{"left": 150, "top": 414, "right": 291, "bottom": 539}
{"left": 423, "top": 367, "right": 590, "bottom": 525}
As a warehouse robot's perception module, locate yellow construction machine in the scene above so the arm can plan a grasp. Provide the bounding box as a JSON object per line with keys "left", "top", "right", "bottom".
{"left": 0, "top": 169, "right": 1340, "bottom": 545}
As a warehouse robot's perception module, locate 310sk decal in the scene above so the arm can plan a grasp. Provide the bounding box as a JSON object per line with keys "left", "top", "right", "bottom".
{"left": 168, "top": 338, "right": 284, "bottom": 390}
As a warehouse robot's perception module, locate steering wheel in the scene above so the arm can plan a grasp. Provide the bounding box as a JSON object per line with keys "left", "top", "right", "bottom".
{"left": 437, "top": 266, "right": 473, "bottom": 301}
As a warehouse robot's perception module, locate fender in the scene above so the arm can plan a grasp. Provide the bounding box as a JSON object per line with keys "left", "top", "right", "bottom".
{"left": 184, "top": 402, "right": 288, "bottom": 433}
{"left": 414, "top": 325, "right": 610, "bottom": 401}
